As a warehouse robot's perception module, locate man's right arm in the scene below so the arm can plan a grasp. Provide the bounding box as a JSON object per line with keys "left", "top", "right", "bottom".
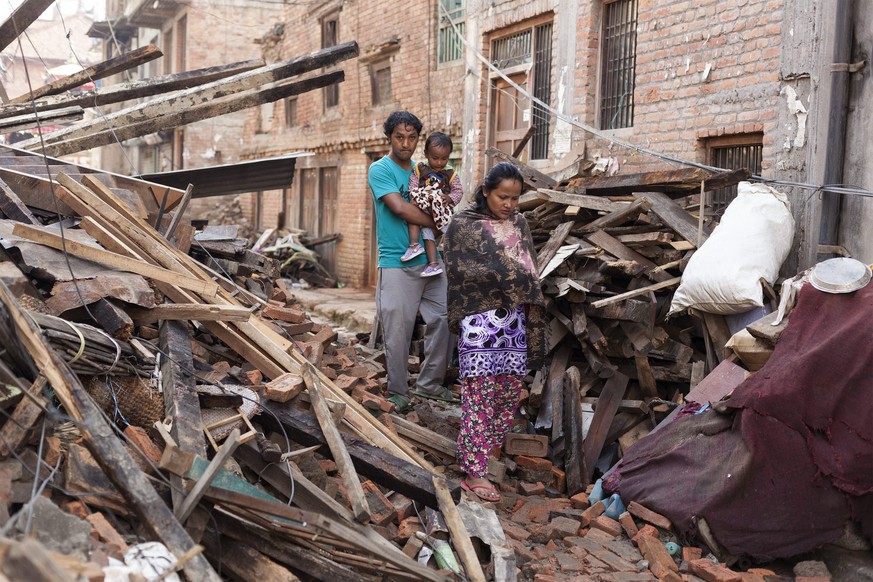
{"left": 382, "top": 193, "right": 437, "bottom": 229}
{"left": 369, "top": 163, "right": 436, "bottom": 229}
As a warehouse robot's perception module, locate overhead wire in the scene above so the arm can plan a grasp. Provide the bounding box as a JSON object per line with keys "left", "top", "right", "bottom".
{"left": 437, "top": 1, "right": 873, "bottom": 199}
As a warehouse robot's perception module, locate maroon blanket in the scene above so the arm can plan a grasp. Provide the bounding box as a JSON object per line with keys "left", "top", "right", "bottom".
{"left": 606, "top": 283, "right": 873, "bottom": 560}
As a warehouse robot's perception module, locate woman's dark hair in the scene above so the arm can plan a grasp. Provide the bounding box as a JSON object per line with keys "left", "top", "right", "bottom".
{"left": 383, "top": 111, "right": 423, "bottom": 137}
{"left": 424, "top": 132, "right": 453, "bottom": 154}
{"left": 472, "top": 162, "right": 524, "bottom": 212}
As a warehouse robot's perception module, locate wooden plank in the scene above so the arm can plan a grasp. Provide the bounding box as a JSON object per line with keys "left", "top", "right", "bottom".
{"left": 176, "top": 429, "right": 242, "bottom": 523}
{"left": 0, "top": 0, "right": 56, "bottom": 52}
{"left": 562, "top": 366, "right": 588, "bottom": 494}
{"left": 258, "top": 401, "right": 456, "bottom": 510}
{"left": 128, "top": 303, "right": 251, "bottom": 323}
{"left": 160, "top": 319, "right": 208, "bottom": 520}
{"left": 685, "top": 358, "right": 746, "bottom": 405}
{"left": 578, "top": 197, "right": 652, "bottom": 234}
{"left": 23, "top": 42, "right": 360, "bottom": 151}
{"left": 40, "top": 71, "right": 346, "bottom": 157}
{"left": 635, "top": 191, "right": 714, "bottom": 247}
{"left": 537, "top": 188, "right": 628, "bottom": 212}
{"left": 536, "top": 220, "right": 575, "bottom": 275}
{"left": 0, "top": 281, "right": 222, "bottom": 582}
{"left": 12, "top": 223, "right": 220, "bottom": 297}
{"left": 0, "top": 59, "right": 264, "bottom": 120}
{"left": 582, "top": 372, "right": 628, "bottom": 481}
{"left": 585, "top": 229, "right": 673, "bottom": 283}
{"left": 235, "top": 442, "right": 353, "bottom": 521}
{"left": 202, "top": 485, "right": 443, "bottom": 581}
{"left": 213, "top": 513, "right": 367, "bottom": 582}
{"left": 8, "top": 45, "right": 163, "bottom": 104}
{"left": 535, "top": 344, "right": 571, "bottom": 431}
{"left": 589, "top": 277, "right": 681, "bottom": 309}
{"left": 201, "top": 531, "right": 301, "bottom": 582}
{"left": 0, "top": 176, "right": 36, "bottom": 223}
{"left": 303, "top": 366, "right": 371, "bottom": 523}
{"left": 566, "top": 167, "right": 711, "bottom": 196}
{"left": 0, "top": 377, "right": 45, "bottom": 459}
{"left": 433, "top": 476, "right": 487, "bottom": 582}
{"left": 745, "top": 310, "right": 789, "bottom": 346}
{"left": 0, "top": 106, "right": 83, "bottom": 133}
{"left": 486, "top": 147, "right": 557, "bottom": 190}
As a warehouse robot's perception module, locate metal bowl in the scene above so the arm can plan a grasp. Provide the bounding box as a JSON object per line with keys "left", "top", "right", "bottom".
{"left": 809, "top": 257, "right": 872, "bottom": 294}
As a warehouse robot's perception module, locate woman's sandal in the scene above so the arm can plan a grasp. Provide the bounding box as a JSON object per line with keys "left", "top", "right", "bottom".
{"left": 461, "top": 479, "right": 501, "bottom": 502}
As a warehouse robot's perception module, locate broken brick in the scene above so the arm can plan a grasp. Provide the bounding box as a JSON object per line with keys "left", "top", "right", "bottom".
{"left": 632, "top": 524, "right": 660, "bottom": 543}
{"left": 619, "top": 511, "right": 639, "bottom": 538}
{"left": 580, "top": 500, "right": 606, "bottom": 527}
{"left": 636, "top": 535, "right": 679, "bottom": 580}
{"left": 590, "top": 515, "right": 623, "bottom": 537}
{"left": 86, "top": 512, "right": 129, "bottom": 554}
{"left": 335, "top": 374, "right": 360, "bottom": 392}
{"left": 263, "top": 372, "right": 305, "bottom": 403}
{"left": 551, "top": 467, "right": 566, "bottom": 493}
{"left": 570, "top": 491, "right": 590, "bottom": 509}
{"left": 123, "top": 425, "right": 162, "bottom": 475}
{"left": 360, "top": 480, "right": 397, "bottom": 526}
{"left": 530, "top": 516, "right": 581, "bottom": 543}
{"left": 395, "top": 516, "right": 424, "bottom": 542}
{"left": 515, "top": 455, "right": 553, "bottom": 472}
{"left": 627, "top": 500, "right": 673, "bottom": 531}
{"left": 681, "top": 546, "right": 703, "bottom": 562}
{"left": 262, "top": 304, "right": 307, "bottom": 323}
{"left": 687, "top": 559, "right": 742, "bottom": 582}
{"left": 519, "top": 481, "right": 547, "bottom": 496}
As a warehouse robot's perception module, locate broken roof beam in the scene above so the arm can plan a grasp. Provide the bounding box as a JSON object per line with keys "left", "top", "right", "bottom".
{"left": 19, "top": 41, "right": 359, "bottom": 151}
{"left": 0, "top": 59, "right": 264, "bottom": 120}
{"left": 39, "top": 70, "right": 345, "bottom": 157}
{"left": 0, "top": 280, "right": 221, "bottom": 581}
{"left": 0, "top": 0, "right": 56, "bottom": 52}
{"left": 7, "top": 44, "right": 163, "bottom": 105}
{"left": 0, "top": 106, "right": 83, "bottom": 133}
{"left": 563, "top": 167, "right": 752, "bottom": 198}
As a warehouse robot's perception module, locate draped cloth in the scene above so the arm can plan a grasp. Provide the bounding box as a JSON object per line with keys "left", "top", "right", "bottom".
{"left": 444, "top": 208, "right": 547, "bottom": 370}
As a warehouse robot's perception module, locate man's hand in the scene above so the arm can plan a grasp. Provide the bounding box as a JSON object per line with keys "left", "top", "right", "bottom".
{"left": 382, "top": 192, "right": 437, "bottom": 230}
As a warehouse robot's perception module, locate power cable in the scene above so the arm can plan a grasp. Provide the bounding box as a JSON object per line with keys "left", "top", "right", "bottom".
{"left": 438, "top": 2, "right": 873, "bottom": 199}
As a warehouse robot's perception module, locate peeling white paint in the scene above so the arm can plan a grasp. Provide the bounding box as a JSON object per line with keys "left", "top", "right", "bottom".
{"left": 780, "top": 85, "right": 808, "bottom": 148}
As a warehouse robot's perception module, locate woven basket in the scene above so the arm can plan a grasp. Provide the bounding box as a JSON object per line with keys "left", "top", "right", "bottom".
{"left": 86, "top": 375, "right": 164, "bottom": 429}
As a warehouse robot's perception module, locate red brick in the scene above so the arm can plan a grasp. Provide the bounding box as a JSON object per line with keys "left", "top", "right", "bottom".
{"left": 580, "top": 500, "right": 606, "bottom": 527}
{"left": 504, "top": 433, "right": 549, "bottom": 457}
{"left": 360, "top": 480, "right": 396, "bottom": 526}
{"left": 632, "top": 524, "right": 660, "bottom": 543}
{"left": 514, "top": 455, "right": 552, "bottom": 472}
{"left": 570, "top": 491, "right": 590, "bottom": 509}
{"left": 43, "top": 436, "right": 62, "bottom": 468}
{"left": 687, "top": 559, "right": 742, "bottom": 582}
{"left": 551, "top": 467, "right": 566, "bottom": 493}
{"left": 636, "top": 535, "right": 678, "bottom": 580}
{"left": 627, "top": 501, "right": 673, "bottom": 531}
{"left": 619, "top": 511, "right": 639, "bottom": 538}
{"left": 86, "top": 512, "right": 129, "bottom": 554}
{"left": 263, "top": 372, "right": 305, "bottom": 402}
{"left": 62, "top": 499, "right": 91, "bottom": 520}
{"left": 519, "top": 481, "right": 546, "bottom": 496}
{"left": 590, "top": 515, "right": 623, "bottom": 537}
{"left": 245, "top": 369, "right": 263, "bottom": 386}
{"left": 682, "top": 546, "right": 703, "bottom": 562}
{"left": 336, "top": 374, "right": 360, "bottom": 392}
{"left": 123, "top": 425, "right": 162, "bottom": 475}
{"left": 395, "top": 516, "right": 424, "bottom": 542}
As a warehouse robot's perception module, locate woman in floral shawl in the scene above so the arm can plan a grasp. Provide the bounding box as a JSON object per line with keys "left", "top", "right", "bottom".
{"left": 444, "top": 162, "right": 546, "bottom": 502}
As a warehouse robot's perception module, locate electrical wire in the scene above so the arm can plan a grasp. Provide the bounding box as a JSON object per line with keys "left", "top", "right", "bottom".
{"left": 437, "top": 1, "right": 873, "bottom": 199}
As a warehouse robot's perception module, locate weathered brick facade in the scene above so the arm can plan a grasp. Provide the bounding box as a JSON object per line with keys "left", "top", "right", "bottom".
{"left": 241, "top": 1, "right": 466, "bottom": 287}
{"left": 248, "top": 0, "right": 804, "bottom": 286}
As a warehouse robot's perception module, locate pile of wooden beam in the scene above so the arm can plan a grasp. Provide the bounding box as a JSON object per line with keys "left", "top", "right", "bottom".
{"left": 488, "top": 149, "right": 754, "bottom": 497}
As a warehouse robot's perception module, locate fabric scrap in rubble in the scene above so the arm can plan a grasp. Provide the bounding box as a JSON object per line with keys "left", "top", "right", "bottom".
{"left": 606, "top": 283, "right": 873, "bottom": 560}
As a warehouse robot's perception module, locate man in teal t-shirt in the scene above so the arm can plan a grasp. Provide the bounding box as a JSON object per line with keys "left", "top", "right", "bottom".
{"left": 368, "top": 111, "right": 451, "bottom": 412}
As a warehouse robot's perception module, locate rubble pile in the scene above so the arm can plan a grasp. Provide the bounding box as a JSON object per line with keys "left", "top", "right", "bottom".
{"left": 0, "top": 140, "right": 866, "bottom": 581}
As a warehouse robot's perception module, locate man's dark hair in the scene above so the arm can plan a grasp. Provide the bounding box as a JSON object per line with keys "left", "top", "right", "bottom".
{"left": 424, "top": 132, "right": 453, "bottom": 153}
{"left": 383, "top": 111, "right": 423, "bottom": 137}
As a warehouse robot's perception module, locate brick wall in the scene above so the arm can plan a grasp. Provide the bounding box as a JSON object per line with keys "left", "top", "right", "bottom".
{"left": 572, "top": 0, "right": 783, "bottom": 174}
{"left": 241, "top": 0, "right": 466, "bottom": 287}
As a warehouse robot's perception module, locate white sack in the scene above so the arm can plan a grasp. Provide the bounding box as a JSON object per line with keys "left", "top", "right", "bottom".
{"left": 669, "top": 182, "right": 794, "bottom": 315}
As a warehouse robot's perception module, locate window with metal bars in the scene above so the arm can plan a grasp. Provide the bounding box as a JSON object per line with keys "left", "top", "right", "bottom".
{"left": 322, "top": 14, "right": 340, "bottom": 108}
{"left": 600, "top": 0, "right": 637, "bottom": 130}
{"left": 706, "top": 134, "right": 764, "bottom": 215}
{"left": 490, "top": 22, "right": 553, "bottom": 159}
{"left": 437, "top": 0, "right": 465, "bottom": 64}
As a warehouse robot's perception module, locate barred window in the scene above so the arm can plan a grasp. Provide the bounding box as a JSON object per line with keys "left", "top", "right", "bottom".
{"left": 706, "top": 134, "right": 764, "bottom": 215}
{"left": 600, "top": 0, "right": 638, "bottom": 130}
{"left": 437, "top": 0, "right": 465, "bottom": 64}
{"left": 489, "top": 22, "right": 553, "bottom": 160}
